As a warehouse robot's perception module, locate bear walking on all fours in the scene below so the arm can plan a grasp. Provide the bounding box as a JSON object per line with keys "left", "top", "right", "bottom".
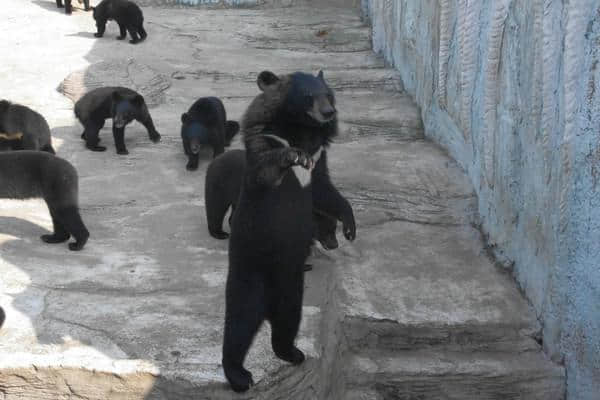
{"left": 0, "top": 151, "right": 89, "bottom": 250}
{"left": 222, "top": 70, "right": 356, "bottom": 393}
{"left": 205, "top": 148, "right": 339, "bottom": 251}
{"left": 181, "top": 97, "right": 239, "bottom": 171}
{"left": 0, "top": 100, "right": 55, "bottom": 154}
{"left": 92, "top": 0, "right": 147, "bottom": 44}
{"left": 74, "top": 87, "right": 161, "bottom": 155}
{"left": 56, "top": 0, "right": 91, "bottom": 14}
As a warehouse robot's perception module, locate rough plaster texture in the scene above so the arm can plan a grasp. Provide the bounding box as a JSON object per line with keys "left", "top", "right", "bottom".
{"left": 361, "top": 1, "right": 600, "bottom": 399}
{"left": 1, "top": 0, "right": 563, "bottom": 398}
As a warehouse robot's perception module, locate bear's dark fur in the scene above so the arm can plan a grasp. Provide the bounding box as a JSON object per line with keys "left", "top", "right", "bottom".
{"left": 0, "top": 151, "right": 89, "bottom": 250}
{"left": 74, "top": 87, "right": 160, "bottom": 155}
{"left": 205, "top": 149, "right": 338, "bottom": 250}
{"left": 222, "top": 70, "right": 355, "bottom": 392}
{"left": 0, "top": 100, "right": 55, "bottom": 154}
{"left": 0, "top": 306, "right": 4, "bottom": 329}
{"left": 92, "top": 0, "right": 147, "bottom": 44}
{"left": 181, "top": 97, "right": 239, "bottom": 171}
{"left": 56, "top": 0, "right": 90, "bottom": 14}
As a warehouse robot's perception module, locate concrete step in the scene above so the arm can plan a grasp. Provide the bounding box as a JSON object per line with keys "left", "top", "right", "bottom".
{"left": 331, "top": 219, "right": 543, "bottom": 353}
{"left": 345, "top": 350, "right": 565, "bottom": 400}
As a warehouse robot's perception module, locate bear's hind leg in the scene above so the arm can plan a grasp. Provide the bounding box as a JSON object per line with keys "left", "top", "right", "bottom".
{"left": 128, "top": 28, "right": 141, "bottom": 44}
{"left": 269, "top": 271, "right": 305, "bottom": 365}
{"left": 56, "top": 207, "right": 89, "bottom": 251}
{"left": 223, "top": 275, "right": 265, "bottom": 392}
{"left": 83, "top": 120, "right": 106, "bottom": 152}
{"left": 41, "top": 209, "right": 70, "bottom": 244}
{"left": 116, "top": 23, "right": 127, "bottom": 40}
{"left": 138, "top": 24, "right": 147, "bottom": 40}
{"left": 56, "top": 0, "right": 63, "bottom": 8}
{"left": 64, "top": 0, "right": 72, "bottom": 13}
{"left": 206, "top": 186, "right": 231, "bottom": 239}
{"left": 83, "top": 0, "right": 90, "bottom": 10}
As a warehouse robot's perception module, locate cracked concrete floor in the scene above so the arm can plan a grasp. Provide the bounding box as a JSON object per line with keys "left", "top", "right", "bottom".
{"left": 0, "top": 1, "right": 563, "bottom": 399}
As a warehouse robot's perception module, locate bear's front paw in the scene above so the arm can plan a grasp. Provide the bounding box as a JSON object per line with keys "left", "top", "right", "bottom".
{"left": 68, "top": 241, "right": 85, "bottom": 251}
{"left": 87, "top": 144, "right": 107, "bottom": 152}
{"left": 129, "top": 39, "right": 140, "bottom": 44}
{"left": 150, "top": 133, "right": 161, "bottom": 143}
{"left": 274, "top": 346, "right": 305, "bottom": 365}
{"left": 224, "top": 366, "right": 254, "bottom": 393}
{"left": 209, "top": 229, "right": 230, "bottom": 240}
{"left": 186, "top": 161, "right": 199, "bottom": 171}
{"left": 41, "top": 234, "right": 70, "bottom": 244}
{"left": 94, "top": 33, "right": 103, "bottom": 38}
{"left": 342, "top": 214, "right": 356, "bottom": 241}
{"left": 116, "top": 35, "right": 126, "bottom": 40}
{"left": 117, "top": 149, "right": 129, "bottom": 155}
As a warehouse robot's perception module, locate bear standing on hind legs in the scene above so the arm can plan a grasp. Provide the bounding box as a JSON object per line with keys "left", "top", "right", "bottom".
{"left": 92, "top": 0, "right": 147, "bottom": 44}
{"left": 222, "top": 70, "right": 356, "bottom": 392}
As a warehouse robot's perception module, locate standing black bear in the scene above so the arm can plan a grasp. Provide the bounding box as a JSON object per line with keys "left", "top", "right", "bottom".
{"left": 92, "top": 0, "right": 147, "bottom": 44}
{"left": 56, "top": 0, "right": 90, "bottom": 14}
{"left": 0, "top": 100, "right": 55, "bottom": 154}
{"left": 74, "top": 87, "right": 161, "bottom": 155}
{"left": 204, "top": 149, "right": 339, "bottom": 250}
{"left": 222, "top": 70, "right": 356, "bottom": 392}
{"left": 0, "top": 151, "right": 89, "bottom": 250}
{"left": 180, "top": 97, "right": 239, "bottom": 171}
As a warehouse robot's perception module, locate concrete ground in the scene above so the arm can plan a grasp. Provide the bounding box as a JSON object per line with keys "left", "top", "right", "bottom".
{"left": 0, "top": 1, "right": 564, "bottom": 399}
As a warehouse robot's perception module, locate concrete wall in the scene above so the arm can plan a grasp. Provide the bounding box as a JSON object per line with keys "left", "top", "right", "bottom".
{"left": 360, "top": 1, "right": 600, "bottom": 399}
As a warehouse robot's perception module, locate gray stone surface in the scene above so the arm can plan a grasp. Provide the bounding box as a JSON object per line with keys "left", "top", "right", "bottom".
{"left": 361, "top": 1, "right": 600, "bottom": 398}
{"left": 0, "top": 1, "right": 563, "bottom": 399}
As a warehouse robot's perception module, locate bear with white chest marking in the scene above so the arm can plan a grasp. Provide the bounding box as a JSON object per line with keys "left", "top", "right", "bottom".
{"left": 0, "top": 100, "right": 55, "bottom": 154}
{"left": 74, "top": 87, "right": 161, "bottom": 155}
{"left": 222, "top": 70, "right": 356, "bottom": 392}
{"left": 0, "top": 151, "right": 89, "bottom": 250}
{"left": 204, "top": 148, "right": 339, "bottom": 251}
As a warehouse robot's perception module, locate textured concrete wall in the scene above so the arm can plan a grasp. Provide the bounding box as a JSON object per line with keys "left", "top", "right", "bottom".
{"left": 360, "top": 1, "right": 600, "bottom": 399}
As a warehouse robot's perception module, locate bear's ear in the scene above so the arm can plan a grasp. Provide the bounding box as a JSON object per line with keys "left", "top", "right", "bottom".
{"left": 181, "top": 113, "right": 189, "bottom": 124}
{"left": 111, "top": 91, "right": 122, "bottom": 102}
{"left": 317, "top": 70, "right": 325, "bottom": 81}
{"left": 131, "top": 94, "right": 144, "bottom": 107}
{"left": 257, "top": 71, "right": 279, "bottom": 92}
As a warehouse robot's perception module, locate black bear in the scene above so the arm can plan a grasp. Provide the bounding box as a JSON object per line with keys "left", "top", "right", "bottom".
{"left": 181, "top": 97, "right": 239, "bottom": 171}
{"left": 0, "top": 306, "right": 4, "bottom": 329}
{"left": 222, "top": 70, "right": 356, "bottom": 392}
{"left": 74, "top": 87, "right": 161, "bottom": 155}
{"left": 0, "top": 151, "right": 89, "bottom": 250}
{"left": 0, "top": 100, "right": 55, "bottom": 154}
{"left": 92, "top": 0, "right": 147, "bottom": 44}
{"left": 56, "top": 0, "right": 90, "bottom": 14}
{"left": 204, "top": 149, "right": 339, "bottom": 250}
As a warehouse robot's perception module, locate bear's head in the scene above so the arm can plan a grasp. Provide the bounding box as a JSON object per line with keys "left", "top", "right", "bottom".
{"left": 257, "top": 70, "right": 337, "bottom": 127}
{"left": 111, "top": 92, "right": 143, "bottom": 129}
{"left": 180, "top": 113, "right": 210, "bottom": 155}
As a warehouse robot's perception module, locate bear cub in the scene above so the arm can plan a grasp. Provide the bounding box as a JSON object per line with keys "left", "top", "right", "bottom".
{"left": 222, "top": 70, "right": 355, "bottom": 392}
{"left": 181, "top": 97, "right": 239, "bottom": 171}
{"left": 0, "top": 151, "right": 89, "bottom": 250}
{"left": 92, "top": 0, "right": 147, "bottom": 44}
{"left": 56, "top": 0, "right": 90, "bottom": 14}
{"left": 0, "top": 100, "right": 55, "bottom": 154}
{"left": 205, "top": 149, "right": 339, "bottom": 251}
{"left": 74, "top": 87, "right": 161, "bottom": 155}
